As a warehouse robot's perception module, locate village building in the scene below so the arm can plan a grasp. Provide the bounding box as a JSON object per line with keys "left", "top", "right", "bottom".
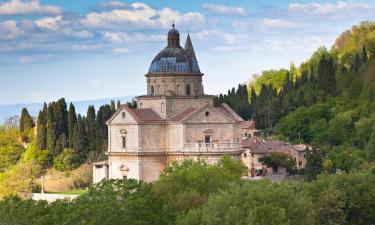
{"left": 93, "top": 24, "right": 244, "bottom": 183}
{"left": 241, "top": 136, "right": 307, "bottom": 177}
{"left": 240, "top": 119, "right": 260, "bottom": 139}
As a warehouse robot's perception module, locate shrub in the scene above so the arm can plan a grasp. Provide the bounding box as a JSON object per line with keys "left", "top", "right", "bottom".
{"left": 53, "top": 148, "right": 80, "bottom": 171}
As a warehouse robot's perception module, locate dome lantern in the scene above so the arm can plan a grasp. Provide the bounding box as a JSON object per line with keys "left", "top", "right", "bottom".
{"left": 167, "top": 22, "right": 180, "bottom": 47}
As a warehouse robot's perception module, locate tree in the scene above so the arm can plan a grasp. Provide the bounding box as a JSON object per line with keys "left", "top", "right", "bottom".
{"left": 73, "top": 115, "right": 87, "bottom": 160}
{"left": 362, "top": 46, "right": 368, "bottom": 64}
{"left": 36, "top": 103, "right": 48, "bottom": 150}
{"left": 68, "top": 103, "right": 77, "bottom": 148}
{"left": 110, "top": 100, "right": 116, "bottom": 114}
{"left": 86, "top": 105, "right": 97, "bottom": 162}
{"left": 53, "top": 148, "right": 81, "bottom": 171}
{"left": 19, "top": 108, "right": 34, "bottom": 133}
{"left": 19, "top": 108, "right": 34, "bottom": 142}
{"left": 305, "top": 148, "right": 323, "bottom": 181}
{"left": 116, "top": 100, "right": 121, "bottom": 110}
{"left": 353, "top": 52, "right": 360, "bottom": 72}
{"left": 259, "top": 152, "right": 296, "bottom": 173}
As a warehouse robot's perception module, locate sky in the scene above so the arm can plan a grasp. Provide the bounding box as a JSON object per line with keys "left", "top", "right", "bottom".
{"left": 0, "top": 0, "right": 374, "bottom": 105}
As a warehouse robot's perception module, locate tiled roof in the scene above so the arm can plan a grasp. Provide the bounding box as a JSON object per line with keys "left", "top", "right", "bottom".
{"left": 169, "top": 107, "right": 198, "bottom": 121}
{"left": 128, "top": 108, "right": 164, "bottom": 122}
{"left": 216, "top": 103, "right": 244, "bottom": 122}
{"left": 242, "top": 139, "right": 306, "bottom": 154}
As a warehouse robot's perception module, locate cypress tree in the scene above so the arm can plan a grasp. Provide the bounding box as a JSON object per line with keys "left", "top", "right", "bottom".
{"left": 73, "top": 115, "right": 87, "bottom": 160}
{"left": 86, "top": 105, "right": 97, "bottom": 158}
{"left": 68, "top": 103, "right": 77, "bottom": 148}
{"left": 110, "top": 100, "right": 116, "bottom": 114}
{"left": 54, "top": 98, "right": 68, "bottom": 155}
{"left": 36, "top": 103, "right": 48, "bottom": 150}
{"left": 19, "top": 108, "right": 34, "bottom": 133}
{"left": 305, "top": 148, "right": 323, "bottom": 181}
{"left": 116, "top": 100, "right": 121, "bottom": 110}
{"left": 47, "top": 102, "right": 57, "bottom": 154}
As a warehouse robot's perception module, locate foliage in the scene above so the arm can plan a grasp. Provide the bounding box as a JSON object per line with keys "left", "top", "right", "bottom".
{"left": 258, "top": 152, "right": 296, "bottom": 172}
{"left": 154, "top": 157, "right": 245, "bottom": 217}
{"left": 53, "top": 148, "right": 81, "bottom": 171}
{"left": 305, "top": 148, "right": 323, "bottom": 181}
{"left": 0, "top": 161, "right": 42, "bottom": 198}
{"left": 0, "top": 126, "right": 25, "bottom": 172}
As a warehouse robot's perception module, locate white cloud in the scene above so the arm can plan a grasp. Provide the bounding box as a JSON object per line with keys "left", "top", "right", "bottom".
{"left": 0, "top": 0, "right": 62, "bottom": 15}
{"left": 0, "top": 20, "right": 23, "bottom": 40}
{"left": 113, "top": 47, "right": 130, "bottom": 54}
{"left": 196, "top": 29, "right": 238, "bottom": 44}
{"left": 82, "top": 2, "right": 204, "bottom": 28}
{"left": 261, "top": 18, "right": 298, "bottom": 28}
{"left": 102, "top": 31, "right": 163, "bottom": 42}
{"left": 202, "top": 3, "right": 246, "bottom": 16}
{"left": 288, "top": 1, "right": 370, "bottom": 15}
{"left": 35, "top": 15, "right": 63, "bottom": 30}
{"left": 261, "top": 35, "right": 324, "bottom": 53}
{"left": 99, "top": 1, "right": 127, "bottom": 8}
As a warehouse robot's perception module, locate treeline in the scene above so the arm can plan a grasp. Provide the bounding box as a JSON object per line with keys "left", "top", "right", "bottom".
{"left": 1, "top": 157, "right": 375, "bottom": 225}
{"left": 213, "top": 84, "right": 251, "bottom": 120}
{"left": 18, "top": 99, "right": 132, "bottom": 168}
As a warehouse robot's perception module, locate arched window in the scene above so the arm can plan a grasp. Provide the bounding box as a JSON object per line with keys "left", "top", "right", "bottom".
{"left": 122, "top": 112, "right": 126, "bottom": 119}
{"left": 161, "top": 102, "right": 164, "bottom": 113}
{"left": 150, "top": 85, "right": 155, "bottom": 96}
{"left": 186, "top": 84, "right": 191, "bottom": 96}
{"left": 176, "top": 84, "right": 180, "bottom": 93}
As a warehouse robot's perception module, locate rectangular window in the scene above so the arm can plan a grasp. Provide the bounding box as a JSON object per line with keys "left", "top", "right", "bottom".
{"left": 122, "top": 137, "right": 126, "bottom": 149}
{"left": 205, "top": 135, "right": 211, "bottom": 143}
{"left": 243, "top": 153, "right": 247, "bottom": 157}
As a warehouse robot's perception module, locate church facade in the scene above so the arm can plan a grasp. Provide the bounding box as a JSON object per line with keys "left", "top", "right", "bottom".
{"left": 93, "top": 25, "right": 244, "bottom": 183}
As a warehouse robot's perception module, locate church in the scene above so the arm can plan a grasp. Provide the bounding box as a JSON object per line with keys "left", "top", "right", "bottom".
{"left": 93, "top": 24, "right": 244, "bottom": 183}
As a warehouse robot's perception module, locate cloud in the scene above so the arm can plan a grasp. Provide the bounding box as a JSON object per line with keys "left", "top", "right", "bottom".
{"left": 0, "top": 20, "right": 23, "bottom": 40}
{"left": 99, "top": 1, "right": 127, "bottom": 8}
{"left": 260, "top": 35, "right": 324, "bottom": 53}
{"left": 35, "top": 15, "right": 63, "bottom": 30}
{"left": 261, "top": 18, "right": 298, "bottom": 28}
{"left": 196, "top": 29, "right": 238, "bottom": 44}
{"left": 202, "top": 3, "right": 246, "bottom": 16}
{"left": 0, "top": 0, "right": 62, "bottom": 16}
{"left": 113, "top": 47, "right": 130, "bottom": 54}
{"left": 288, "top": 1, "right": 370, "bottom": 15}
{"left": 82, "top": 2, "right": 204, "bottom": 29}
{"left": 102, "top": 31, "right": 163, "bottom": 42}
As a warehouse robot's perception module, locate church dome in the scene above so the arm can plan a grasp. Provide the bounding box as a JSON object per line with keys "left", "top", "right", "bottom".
{"left": 148, "top": 24, "right": 201, "bottom": 74}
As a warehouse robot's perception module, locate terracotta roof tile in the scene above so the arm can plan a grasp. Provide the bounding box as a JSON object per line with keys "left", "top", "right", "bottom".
{"left": 216, "top": 103, "right": 243, "bottom": 122}
{"left": 169, "top": 107, "right": 197, "bottom": 121}
{"left": 128, "top": 108, "right": 164, "bottom": 122}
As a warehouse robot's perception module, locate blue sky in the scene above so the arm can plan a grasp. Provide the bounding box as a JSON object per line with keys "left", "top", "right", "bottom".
{"left": 0, "top": 0, "right": 374, "bottom": 104}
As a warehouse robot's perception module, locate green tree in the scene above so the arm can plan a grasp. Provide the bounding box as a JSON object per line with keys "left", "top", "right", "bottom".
{"left": 365, "top": 126, "right": 375, "bottom": 161}
{"left": 72, "top": 115, "right": 86, "bottom": 160}
{"left": 259, "top": 152, "right": 296, "bottom": 173}
{"left": 53, "top": 148, "right": 81, "bottom": 171}
{"left": 305, "top": 148, "right": 323, "bottom": 181}
{"left": 19, "top": 108, "right": 34, "bottom": 142}
{"left": 68, "top": 103, "right": 77, "bottom": 149}
{"left": 36, "top": 103, "right": 48, "bottom": 150}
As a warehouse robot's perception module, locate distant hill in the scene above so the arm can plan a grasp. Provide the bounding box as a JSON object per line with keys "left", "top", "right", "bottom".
{"left": 0, "top": 96, "right": 133, "bottom": 124}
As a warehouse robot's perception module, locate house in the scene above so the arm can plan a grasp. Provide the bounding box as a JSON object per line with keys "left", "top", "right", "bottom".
{"left": 242, "top": 137, "right": 307, "bottom": 176}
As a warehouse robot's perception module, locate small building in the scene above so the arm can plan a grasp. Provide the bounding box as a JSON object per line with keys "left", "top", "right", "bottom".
{"left": 240, "top": 120, "right": 260, "bottom": 139}
{"left": 242, "top": 138, "right": 307, "bottom": 176}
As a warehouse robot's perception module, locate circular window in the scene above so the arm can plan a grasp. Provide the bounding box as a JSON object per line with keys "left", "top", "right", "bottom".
{"left": 205, "top": 111, "right": 210, "bottom": 117}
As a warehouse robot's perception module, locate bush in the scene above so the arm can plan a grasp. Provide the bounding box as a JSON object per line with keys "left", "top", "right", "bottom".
{"left": 53, "top": 148, "right": 80, "bottom": 171}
